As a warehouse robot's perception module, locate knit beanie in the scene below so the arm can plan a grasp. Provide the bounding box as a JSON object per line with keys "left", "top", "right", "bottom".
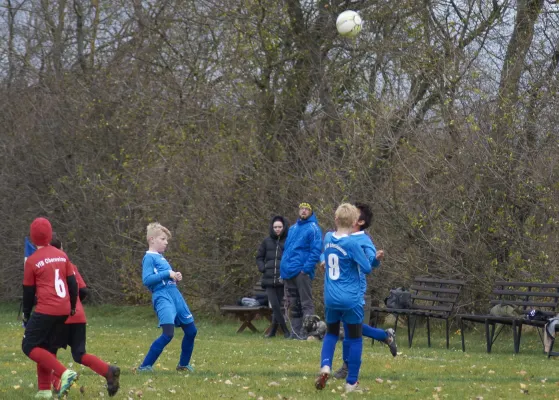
{"left": 30, "top": 217, "right": 53, "bottom": 246}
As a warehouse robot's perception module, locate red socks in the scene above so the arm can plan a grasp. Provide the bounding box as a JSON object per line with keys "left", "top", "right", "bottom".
{"left": 81, "top": 354, "right": 109, "bottom": 377}
{"left": 36, "top": 364, "right": 52, "bottom": 391}
{"left": 28, "top": 348, "right": 66, "bottom": 378}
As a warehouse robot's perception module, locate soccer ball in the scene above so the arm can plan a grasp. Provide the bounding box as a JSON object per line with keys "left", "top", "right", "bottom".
{"left": 336, "top": 10, "right": 362, "bottom": 38}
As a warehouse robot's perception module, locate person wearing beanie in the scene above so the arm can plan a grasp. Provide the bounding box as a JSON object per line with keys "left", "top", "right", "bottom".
{"left": 280, "top": 202, "right": 323, "bottom": 340}
{"left": 22, "top": 218, "right": 79, "bottom": 398}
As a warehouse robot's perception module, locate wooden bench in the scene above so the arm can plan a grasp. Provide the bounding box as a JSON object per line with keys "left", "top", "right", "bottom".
{"left": 220, "top": 282, "right": 277, "bottom": 334}
{"left": 369, "top": 277, "right": 465, "bottom": 349}
{"left": 457, "top": 281, "right": 559, "bottom": 353}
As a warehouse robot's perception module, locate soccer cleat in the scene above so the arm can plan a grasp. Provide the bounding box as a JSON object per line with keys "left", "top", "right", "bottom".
{"left": 34, "top": 390, "right": 53, "bottom": 399}
{"left": 176, "top": 364, "right": 194, "bottom": 372}
{"left": 314, "top": 365, "right": 330, "bottom": 390}
{"left": 345, "top": 381, "right": 362, "bottom": 393}
{"left": 105, "top": 365, "right": 121, "bottom": 397}
{"left": 59, "top": 369, "right": 78, "bottom": 397}
{"left": 385, "top": 328, "right": 398, "bottom": 357}
{"left": 137, "top": 365, "right": 154, "bottom": 372}
{"left": 333, "top": 361, "right": 348, "bottom": 380}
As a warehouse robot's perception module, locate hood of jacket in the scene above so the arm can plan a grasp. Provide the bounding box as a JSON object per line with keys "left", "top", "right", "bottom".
{"left": 269, "top": 215, "right": 289, "bottom": 240}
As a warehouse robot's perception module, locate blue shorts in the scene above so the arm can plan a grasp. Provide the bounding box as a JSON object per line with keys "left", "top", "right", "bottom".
{"left": 325, "top": 304, "right": 364, "bottom": 325}
{"left": 152, "top": 287, "right": 194, "bottom": 327}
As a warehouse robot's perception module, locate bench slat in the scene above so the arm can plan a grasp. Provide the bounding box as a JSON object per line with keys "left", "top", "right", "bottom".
{"left": 489, "top": 300, "right": 557, "bottom": 308}
{"left": 411, "top": 304, "right": 453, "bottom": 312}
{"left": 492, "top": 289, "right": 559, "bottom": 298}
{"left": 494, "top": 281, "right": 559, "bottom": 289}
{"left": 412, "top": 294, "right": 458, "bottom": 303}
{"left": 415, "top": 277, "right": 466, "bottom": 285}
{"left": 410, "top": 285, "right": 461, "bottom": 295}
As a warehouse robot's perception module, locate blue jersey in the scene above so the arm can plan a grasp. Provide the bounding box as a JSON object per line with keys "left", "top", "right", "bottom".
{"left": 323, "top": 232, "right": 372, "bottom": 309}
{"left": 142, "top": 251, "right": 177, "bottom": 293}
{"left": 351, "top": 231, "right": 381, "bottom": 297}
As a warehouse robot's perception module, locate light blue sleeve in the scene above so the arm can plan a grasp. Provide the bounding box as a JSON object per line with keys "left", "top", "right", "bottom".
{"left": 142, "top": 255, "right": 171, "bottom": 288}
{"left": 351, "top": 241, "right": 372, "bottom": 275}
{"left": 360, "top": 236, "right": 380, "bottom": 269}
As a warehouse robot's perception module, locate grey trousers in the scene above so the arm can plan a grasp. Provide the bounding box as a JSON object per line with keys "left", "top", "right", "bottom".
{"left": 285, "top": 272, "right": 315, "bottom": 338}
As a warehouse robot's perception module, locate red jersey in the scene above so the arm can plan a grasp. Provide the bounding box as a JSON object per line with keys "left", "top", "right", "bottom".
{"left": 65, "top": 263, "right": 87, "bottom": 324}
{"left": 23, "top": 246, "right": 73, "bottom": 316}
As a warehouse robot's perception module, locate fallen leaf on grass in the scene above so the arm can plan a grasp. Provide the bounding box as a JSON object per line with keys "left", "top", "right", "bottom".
{"left": 224, "top": 380, "right": 232, "bottom": 385}
{"left": 13, "top": 385, "right": 20, "bottom": 390}
{"left": 434, "top": 387, "right": 442, "bottom": 392}
{"left": 518, "top": 370, "right": 527, "bottom": 376}
{"left": 488, "top": 370, "right": 495, "bottom": 374}
{"left": 375, "top": 378, "right": 383, "bottom": 384}
{"left": 268, "top": 381, "right": 280, "bottom": 387}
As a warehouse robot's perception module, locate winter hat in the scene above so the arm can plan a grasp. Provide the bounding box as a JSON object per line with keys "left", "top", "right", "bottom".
{"left": 30, "top": 217, "right": 53, "bottom": 246}
{"left": 298, "top": 202, "right": 313, "bottom": 211}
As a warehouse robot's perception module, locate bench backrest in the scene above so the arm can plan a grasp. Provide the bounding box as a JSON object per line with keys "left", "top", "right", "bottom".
{"left": 491, "top": 281, "right": 559, "bottom": 318}
{"left": 409, "top": 277, "right": 466, "bottom": 316}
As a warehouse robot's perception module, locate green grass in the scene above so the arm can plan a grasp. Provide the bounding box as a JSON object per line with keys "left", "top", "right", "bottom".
{"left": 1, "top": 302, "right": 558, "bottom": 399}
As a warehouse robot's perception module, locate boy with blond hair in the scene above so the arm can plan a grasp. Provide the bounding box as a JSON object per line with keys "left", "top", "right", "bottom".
{"left": 138, "top": 223, "right": 197, "bottom": 372}
{"left": 315, "top": 204, "right": 372, "bottom": 393}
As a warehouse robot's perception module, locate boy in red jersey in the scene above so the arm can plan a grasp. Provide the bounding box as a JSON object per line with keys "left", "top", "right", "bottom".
{"left": 34, "top": 235, "right": 121, "bottom": 398}
{"left": 22, "top": 218, "right": 79, "bottom": 398}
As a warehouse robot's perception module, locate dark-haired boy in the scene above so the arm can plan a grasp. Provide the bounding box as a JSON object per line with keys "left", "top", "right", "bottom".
{"left": 330, "top": 202, "right": 397, "bottom": 380}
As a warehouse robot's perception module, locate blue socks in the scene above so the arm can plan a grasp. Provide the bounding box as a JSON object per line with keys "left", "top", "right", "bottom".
{"left": 346, "top": 337, "right": 363, "bottom": 385}
{"left": 362, "top": 323, "right": 387, "bottom": 341}
{"left": 179, "top": 322, "right": 197, "bottom": 367}
{"left": 320, "top": 333, "right": 338, "bottom": 368}
{"left": 140, "top": 333, "right": 173, "bottom": 367}
{"left": 341, "top": 323, "right": 387, "bottom": 363}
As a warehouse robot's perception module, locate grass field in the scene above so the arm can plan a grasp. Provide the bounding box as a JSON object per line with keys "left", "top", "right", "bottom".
{"left": 1, "top": 303, "right": 558, "bottom": 399}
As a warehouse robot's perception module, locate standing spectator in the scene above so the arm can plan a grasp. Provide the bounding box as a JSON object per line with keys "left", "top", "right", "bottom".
{"left": 256, "top": 216, "right": 290, "bottom": 339}
{"left": 280, "top": 202, "right": 323, "bottom": 340}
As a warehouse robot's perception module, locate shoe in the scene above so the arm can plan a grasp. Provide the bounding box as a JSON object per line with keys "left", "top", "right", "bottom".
{"left": 176, "top": 364, "right": 194, "bottom": 372}
{"left": 34, "top": 390, "right": 53, "bottom": 399}
{"left": 137, "top": 365, "right": 154, "bottom": 372}
{"left": 265, "top": 323, "right": 278, "bottom": 338}
{"left": 333, "top": 362, "right": 348, "bottom": 380}
{"left": 345, "top": 381, "right": 362, "bottom": 393}
{"left": 385, "top": 328, "right": 398, "bottom": 357}
{"left": 105, "top": 365, "right": 120, "bottom": 397}
{"left": 59, "top": 369, "right": 78, "bottom": 397}
{"left": 283, "top": 331, "right": 291, "bottom": 339}
{"left": 314, "top": 365, "right": 330, "bottom": 390}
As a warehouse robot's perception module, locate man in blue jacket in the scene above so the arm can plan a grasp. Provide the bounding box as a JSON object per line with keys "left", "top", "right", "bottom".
{"left": 280, "top": 202, "right": 323, "bottom": 339}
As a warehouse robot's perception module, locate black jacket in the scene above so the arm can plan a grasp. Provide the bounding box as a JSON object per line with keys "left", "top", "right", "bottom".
{"left": 256, "top": 216, "right": 289, "bottom": 288}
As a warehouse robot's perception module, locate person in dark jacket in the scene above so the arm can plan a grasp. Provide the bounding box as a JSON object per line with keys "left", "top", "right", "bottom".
{"left": 256, "top": 216, "right": 290, "bottom": 338}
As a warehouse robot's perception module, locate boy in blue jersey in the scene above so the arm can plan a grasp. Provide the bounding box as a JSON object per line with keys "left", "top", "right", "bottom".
{"left": 315, "top": 203, "right": 372, "bottom": 393}
{"left": 332, "top": 202, "right": 397, "bottom": 380}
{"left": 138, "top": 223, "right": 197, "bottom": 372}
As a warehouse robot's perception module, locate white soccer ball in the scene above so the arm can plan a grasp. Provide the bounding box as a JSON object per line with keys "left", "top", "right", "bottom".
{"left": 336, "top": 10, "right": 362, "bottom": 38}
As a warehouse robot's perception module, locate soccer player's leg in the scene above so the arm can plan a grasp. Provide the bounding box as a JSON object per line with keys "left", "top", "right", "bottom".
{"left": 316, "top": 309, "right": 341, "bottom": 390}
{"left": 343, "top": 305, "right": 364, "bottom": 392}
{"left": 23, "top": 314, "right": 78, "bottom": 396}
{"left": 333, "top": 323, "right": 350, "bottom": 379}
{"left": 175, "top": 294, "right": 197, "bottom": 371}
{"left": 68, "top": 324, "right": 120, "bottom": 396}
{"left": 139, "top": 293, "right": 176, "bottom": 371}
